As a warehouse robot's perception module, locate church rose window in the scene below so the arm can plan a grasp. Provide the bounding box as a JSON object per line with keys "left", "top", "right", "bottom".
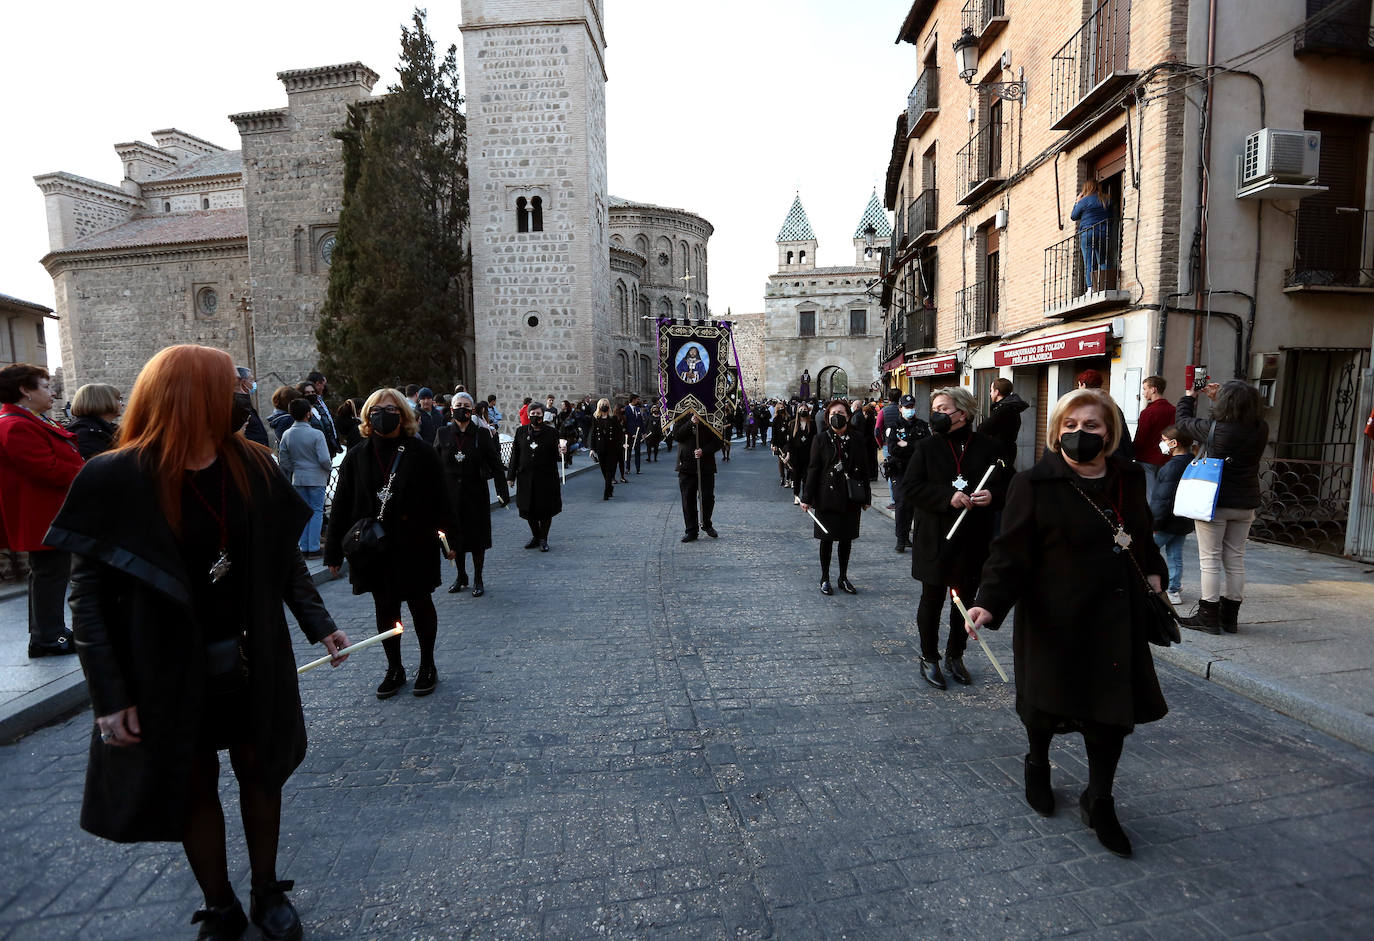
{"left": 197, "top": 288, "right": 219, "bottom": 316}
{"left": 319, "top": 235, "right": 336, "bottom": 266}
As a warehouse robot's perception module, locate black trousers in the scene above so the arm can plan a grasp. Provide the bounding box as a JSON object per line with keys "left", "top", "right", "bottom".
{"left": 679, "top": 471, "right": 715, "bottom": 535}
{"left": 372, "top": 589, "right": 438, "bottom": 671}
{"left": 598, "top": 455, "right": 617, "bottom": 498}
{"left": 27, "top": 548, "right": 71, "bottom": 642}
{"left": 890, "top": 465, "right": 913, "bottom": 546}
{"left": 916, "top": 576, "right": 979, "bottom": 662}
{"left": 746, "top": 427, "right": 758, "bottom": 447}
{"left": 629, "top": 437, "right": 642, "bottom": 472}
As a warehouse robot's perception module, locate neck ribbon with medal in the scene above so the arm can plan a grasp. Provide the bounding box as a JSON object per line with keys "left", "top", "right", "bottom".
{"left": 947, "top": 437, "right": 970, "bottom": 492}
{"left": 1070, "top": 476, "right": 1134, "bottom": 553}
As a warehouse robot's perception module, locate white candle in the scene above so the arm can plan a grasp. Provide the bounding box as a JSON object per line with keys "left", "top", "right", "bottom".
{"left": 297, "top": 624, "right": 404, "bottom": 675}
{"left": 437, "top": 530, "right": 451, "bottom": 555}
{"left": 806, "top": 508, "right": 830, "bottom": 535}
{"left": 950, "top": 590, "right": 1010, "bottom": 683}
{"left": 945, "top": 461, "right": 999, "bottom": 541}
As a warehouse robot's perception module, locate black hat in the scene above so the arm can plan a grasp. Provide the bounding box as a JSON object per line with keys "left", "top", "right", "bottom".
{"left": 900, "top": 394, "right": 916, "bottom": 408}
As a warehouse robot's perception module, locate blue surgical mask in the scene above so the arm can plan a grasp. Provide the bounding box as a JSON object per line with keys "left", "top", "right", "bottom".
{"left": 250, "top": 381, "right": 257, "bottom": 394}
{"left": 900, "top": 407, "right": 915, "bottom": 420}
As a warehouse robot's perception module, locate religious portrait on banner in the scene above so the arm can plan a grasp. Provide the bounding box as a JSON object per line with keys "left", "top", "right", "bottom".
{"left": 676, "top": 344, "right": 709, "bottom": 383}
{"left": 656, "top": 319, "right": 747, "bottom": 442}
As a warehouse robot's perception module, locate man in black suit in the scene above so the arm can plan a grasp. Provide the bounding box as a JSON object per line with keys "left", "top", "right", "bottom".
{"left": 674, "top": 414, "right": 721, "bottom": 542}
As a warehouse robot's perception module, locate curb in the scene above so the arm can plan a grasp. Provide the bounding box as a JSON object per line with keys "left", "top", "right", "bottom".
{"left": 0, "top": 562, "right": 343, "bottom": 744}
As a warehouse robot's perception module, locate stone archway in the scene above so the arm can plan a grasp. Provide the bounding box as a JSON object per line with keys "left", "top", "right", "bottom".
{"left": 815, "top": 365, "right": 849, "bottom": 401}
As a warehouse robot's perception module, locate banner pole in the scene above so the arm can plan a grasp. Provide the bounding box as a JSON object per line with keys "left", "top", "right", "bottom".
{"left": 695, "top": 419, "right": 704, "bottom": 524}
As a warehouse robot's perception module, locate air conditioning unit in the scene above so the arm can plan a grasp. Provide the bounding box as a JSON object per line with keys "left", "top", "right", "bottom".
{"left": 1241, "top": 129, "right": 1320, "bottom": 186}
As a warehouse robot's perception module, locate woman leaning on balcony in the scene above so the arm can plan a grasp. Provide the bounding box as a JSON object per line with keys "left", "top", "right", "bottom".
{"left": 1070, "top": 179, "right": 1112, "bottom": 293}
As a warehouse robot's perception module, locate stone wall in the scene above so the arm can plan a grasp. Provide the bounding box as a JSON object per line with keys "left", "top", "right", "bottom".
{"left": 727, "top": 312, "right": 766, "bottom": 401}
{"left": 763, "top": 270, "right": 883, "bottom": 400}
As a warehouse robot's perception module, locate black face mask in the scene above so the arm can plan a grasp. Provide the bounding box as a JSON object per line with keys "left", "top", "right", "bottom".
{"left": 528, "top": 414, "right": 544, "bottom": 428}
{"left": 929, "top": 411, "right": 952, "bottom": 435}
{"left": 231, "top": 392, "right": 253, "bottom": 431}
{"left": 828, "top": 413, "right": 848, "bottom": 431}
{"left": 1059, "top": 429, "right": 1105, "bottom": 463}
{"left": 453, "top": 408, "right": 471, "bottom": 424}
{"left": 369, "top": 411, "right": 401, "bottom": 436}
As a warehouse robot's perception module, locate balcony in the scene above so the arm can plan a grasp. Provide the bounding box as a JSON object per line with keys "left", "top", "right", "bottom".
{"left": 1284, "top": 206, "right": 1374, "bottom": 293}
{"left": 882, "top": 308, "right": 908, "bottom": 364}
{"left": 1043, "top": 218, "right": 1130, "bottom": 316}
{"left": 1294, "top": 0, "right": 1374, "bottom": 58}
{"left": 956, "top": 281, "right": 1000, "bottom": 340}
{"left": 907, "top": 306, "right": 937, "bottom": 353}
{"left": 1049, "top": 0, "right": 1138, "bottom": 133}
{"left": 906, "top": 189, "right": 939, "bottom": 246}
{"left": 956, "top": 120, "right": 1009, "bottom": 205}
{"left": 961, "top": 0, "right": 1009, "bottom": 51}
{"left": 907, "top": 68, "right": 940, "bottom": 136}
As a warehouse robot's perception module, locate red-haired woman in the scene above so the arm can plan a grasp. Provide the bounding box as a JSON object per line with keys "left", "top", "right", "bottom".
{"left": 46, "top": 345, "right": 349, "bottom": 941}
{"left": 0, "top": 363, "right": 84, "bottom": 657}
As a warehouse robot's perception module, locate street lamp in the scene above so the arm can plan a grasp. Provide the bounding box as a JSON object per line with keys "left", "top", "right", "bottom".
{"left": 952, "top": 26, "right": 1027, "bottom": 100}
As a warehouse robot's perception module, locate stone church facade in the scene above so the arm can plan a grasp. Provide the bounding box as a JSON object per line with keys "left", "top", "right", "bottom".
{"left": 762, "top": 193, "right": 889, "bottom": 400}
{"left": 37, "top": 1, "right": 708, "bottom": 409}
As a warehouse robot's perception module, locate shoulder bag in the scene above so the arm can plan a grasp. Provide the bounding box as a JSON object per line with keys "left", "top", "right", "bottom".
{"left": 342, "top": 445, "right": 404, "bottom": 560}
{"left": 1174, "top": 421, "right": 1224, "bottom": 522}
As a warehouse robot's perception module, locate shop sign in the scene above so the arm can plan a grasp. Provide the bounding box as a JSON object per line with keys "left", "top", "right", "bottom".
{"left": 993, "top": 325, "right": 1112, "bottom": 367}
{"left": 881, "top": 352, "right": 906, "bottom": 373}
{"left": 906, "top": 354, "right": 958, "bottom": 379}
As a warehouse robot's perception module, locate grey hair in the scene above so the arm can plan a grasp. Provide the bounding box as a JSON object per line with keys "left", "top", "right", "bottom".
{"left": 453, "top": 392, "right": 475, "bottom": 407}
{"left": 931, "top": 386, "right": 979, "bottom": 421}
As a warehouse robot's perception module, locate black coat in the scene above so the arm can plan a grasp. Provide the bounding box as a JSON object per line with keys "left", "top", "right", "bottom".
{"left": 900, "top": 429, "right": 1008, "bottom": 584}
{"left": 434, "top": 422, "right": 509, "bottom": 552}
{"left": 802, "top": 428, "right": 871, "bottom": 540}
{"left": 507, "top": 423, "right": 563, "bottom": 520}
{"left": 974, "top": 452, "right": 1169, "bottom": 731}
{"left": 787, "top": 423, "right": 816, "bottom": 478}
{"left": 1149, "top": 454, "right": 1195, "bottom": 535}
{"left": 323, "top": 437, "right": 454, "bottom": 596}
{"left": 883, "top": 415, "right": 929, "bottom": 476}
{"left": 46, "top": 447, "right": 337, "bottom": 843}
{"left": 1174, "top": 395, "right": 1268, "bottom": 510}
{"left": 673, "top": 419, "right": 720, "bottom": 474}
{"left": 977, "top": 392, "right": 1028, "bottom": 465}
{"left": 589, "top": 415, "right": 623, "bottom": 459}
{"left": 65, "top": 415, "right": 117, "bottom": 459}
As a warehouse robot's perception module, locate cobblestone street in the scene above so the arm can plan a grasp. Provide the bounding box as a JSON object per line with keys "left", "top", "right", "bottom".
{"left": 1, "top": 445, "right": 1372, "bottom": 940}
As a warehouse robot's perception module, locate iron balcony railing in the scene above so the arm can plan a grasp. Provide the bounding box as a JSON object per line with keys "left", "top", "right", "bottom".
{"left": 1049, "top": 0, "right": 1133, "bottom": 130}
{"left": 1287, "top": 206, "right": 1374, "bottom": 289}
{"left": 956, "top": 281, "right": 998, "bottom": 337}
{"left": 907, "top": 68, "right": 939, "bottom": 131}
{"left": 907, "top": 189, "right": 938, "bottom": 243}
{"left": 883, "top": 308, "right": 907, "bottom": 363}
{"left": 1294, "top": 0, "right": 1374, "bottom": 57}
{"left": 962, "top": 0, "right": 1006, "bottom": 36}
{"left": 956, "top": 119, "right": 1008, "bottom": 203}
{"left": 907, "top": 306, "right": 937, "bottom": 351}
{"left": 1043, "top": 218, "right": 1121, "bottom": 311}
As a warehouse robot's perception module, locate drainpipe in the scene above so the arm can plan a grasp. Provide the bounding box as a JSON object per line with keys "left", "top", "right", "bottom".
{"left": 1157, "top": 292, "right": 1245, "bottom": 379}
{"left": 1192, "top": 0, "right": 1218, "bottom": 364}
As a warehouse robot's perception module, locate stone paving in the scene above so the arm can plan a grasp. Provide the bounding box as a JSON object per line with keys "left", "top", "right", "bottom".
{"left": 1, "top": 444, "right": 1372, "bottom": 940}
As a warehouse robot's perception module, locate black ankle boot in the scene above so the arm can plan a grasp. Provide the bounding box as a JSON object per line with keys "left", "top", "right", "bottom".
{"left": 1024, "top": 756, "right": 1054, "bottom": 816}
{"left": 1079, "top": 790, "right": 1132, "bottom": 858}
{"left": 1180, "top": 598, "right": 1221, "bottom": 634}
{"left": 376, "top": 666, "right": 407, "bottom": 699}
{"left": 1218, "top": 597, "right": 1241, "bottom": 633}
{"left": 192, "top": 898, "right": 247, "bottom": 941}
{"left": 249, "top": 880, "right": 302, "bottom": 941}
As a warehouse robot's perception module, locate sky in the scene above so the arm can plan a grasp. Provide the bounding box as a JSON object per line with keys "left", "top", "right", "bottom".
{"left": 1, "top": 0, "right": 916, "bottom": 371}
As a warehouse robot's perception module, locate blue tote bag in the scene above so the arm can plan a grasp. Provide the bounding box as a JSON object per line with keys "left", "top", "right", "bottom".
{"left": 1173, "top": 421, "right": 1224, "bottom": 522}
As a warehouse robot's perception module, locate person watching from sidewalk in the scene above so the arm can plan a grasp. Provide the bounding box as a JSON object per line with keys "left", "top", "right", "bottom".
{"left": 884, "top": 394, "right": 929, "bottom": 552}
{"left": 65, "top": 383, "right": 123, "bottom": 459}
{"left": 1173, "top": 379, "right": 1268, "bottom": 635}
{"left": 978, "top": 377, "right": 1028, "bottom": 468}
{"left": 1150, "top": 424, "right": 1194, "bottom": 607}
{"left": 1133, "top": 375, "right": 1176, "bottom": 501}
{"left": 0, "top": 362, "right": 84, "bottom": 658}
{"left": 965, "top": 388, "right": 1168, "bottom": 859}
{"left": 47, "top": 344, "right": 348, "bottom": 940}
{"left": 277, "top": 396, "right": 332, "bottom": 559}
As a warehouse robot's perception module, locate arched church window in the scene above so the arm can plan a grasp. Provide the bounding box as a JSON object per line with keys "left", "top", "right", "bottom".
{"left": 680, "top": 299, "right": 688, "bottom": 318}
{"left": 799, "top": 250, "right": 807, "bottom": 264}
{"left": 531, "top": 196, "right": 543, "bottom": 232}
{"left": 164, "top": 202, "right": 171, "bottom": 213}
{"left": 659, "top": 296, "right": 672, "bottom": 317}
{"left": 516, "top": 197, "right": 529, "bottom": 233}
{"left": 786, "top": 251, "right": 794, "bottom": 265}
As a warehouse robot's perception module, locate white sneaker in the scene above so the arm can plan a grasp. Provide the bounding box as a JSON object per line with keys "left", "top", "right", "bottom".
{"left": 1167, "top": 590, "right": 1182, "bottom": 606}
{"left": 794, "top": 496, "right": 801, "bottom": 505}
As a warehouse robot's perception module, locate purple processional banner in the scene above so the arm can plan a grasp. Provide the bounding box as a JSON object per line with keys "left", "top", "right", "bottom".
{"left": 656, "top": 319, "right": 743, "bottom": 443}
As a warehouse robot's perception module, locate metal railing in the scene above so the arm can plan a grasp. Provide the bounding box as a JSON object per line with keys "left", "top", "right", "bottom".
{"left": 907, "top": 306, "right": 937, "bottom": 351}
{"left": 962, "top": 0, "right": 1006, "bottom": 35}
{"left": 882, "top": 308, "right": 907, "bottom": 364}
{"left": 1043, "top": 217, "right": 1120, "bottom": 310}
{"left": 1294, "top": 0, "right": 1374, "bottom": 56}
{"left": 956, "top": 119, "right": 1008, "bottom": 201}
{"left": 1049, "top": 0, "right": 1132, "bottom": 128}
{"left": 908, "top": 68, "right": 939, "bottom": 123}
{"left": 1253, "top": 444, "right": 1356, "bottom": 555}
{"left": 907, "top": 189, "right": 938, "bottom": 242}
{"left": 1286, "top": 206, "right": 1374, "bottom": 288}
{"left": 956, "top": 281, "right": 998, "bottom": 337}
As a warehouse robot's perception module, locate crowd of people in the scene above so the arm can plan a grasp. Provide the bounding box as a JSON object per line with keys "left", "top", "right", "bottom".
{"left": 0, "top": 345, "right": 1280, "bottom": 935}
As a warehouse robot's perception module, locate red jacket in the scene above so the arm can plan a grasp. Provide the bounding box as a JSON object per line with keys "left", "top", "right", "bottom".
{"left": 0, "top": 403, "right": 84, "bottom": 551}
{"left": 1133, "top": 397, "right": 1176, "bottom": 467}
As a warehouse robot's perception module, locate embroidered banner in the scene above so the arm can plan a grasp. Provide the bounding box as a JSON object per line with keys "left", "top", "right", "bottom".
{"left": 657, "top": 319, "right": 740, "bottom": 442}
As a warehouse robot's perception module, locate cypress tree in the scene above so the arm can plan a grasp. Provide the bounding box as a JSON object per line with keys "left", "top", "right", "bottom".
{"left": 318, "top": 8, "right": 469, "bottom": 398}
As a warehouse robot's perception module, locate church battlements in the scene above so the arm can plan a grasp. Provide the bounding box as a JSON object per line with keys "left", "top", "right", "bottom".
{"left": 276, "top": 62, "right": 379, "bottom": 95}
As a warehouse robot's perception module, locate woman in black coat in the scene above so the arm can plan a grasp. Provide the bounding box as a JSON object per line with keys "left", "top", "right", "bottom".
{"left": 771, "top": 407, "right": 792, "bottom": 485}
{"left": 801, "top": 400, "right": 871, "bottom": 596}
{"left": 66, "top": 382, "right": 123, "bottom": 458}
{"left": 967, "top": 388, "right": 1168, "bottom": 859}
{"left": 786, "top": 409, "right": 816, "bottom": 505}
{"left": 46, "top": 345, "right": 347, "bottom": 941}
{"left": 507, "top": 400, "right": 564, "bottom": 550}
{"left": 900, "top": 387, "right": 1006, "bottom": 690}
{"left": 588, "top": 398, "right": 622, "bottom": 500}
{"left": 434, "top": 393, "right": 510, "bottom": 597}
{"left": 325, "top": 388, "right": 455, "bottom": 700}
{"left": 1173, "top": 379, "right": 1268, "bottom": 633}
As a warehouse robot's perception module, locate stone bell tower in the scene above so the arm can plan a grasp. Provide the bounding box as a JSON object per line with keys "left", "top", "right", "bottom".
{"left": 460, "top": 0, "right": 611, "bottom": 405}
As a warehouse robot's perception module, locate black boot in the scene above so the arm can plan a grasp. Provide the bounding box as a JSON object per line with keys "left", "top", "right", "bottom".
{"left": 447, "top": 570, "right": 468, "bottom": 593}
{"left": 376, "top": 666, "right": 407, "bottom": 699}
{"left": 249, "top": 880, "right": 302, "bottom": 941}
{"left": 919, "top": 658, "right": 947, "bottom": 690}
{"left": 1079, "top": 790, "right": 1132, "bottom": 858}
{"left": 192, "top": 898, "right": 247, "bottom": 941}
{"left": 1180, "top": 598, "right": 1221, "bottom": 635}
{"left": 1218, "top": 597, "right": 1241, "bottom": 634}
{"left": 413, "top": 665, "right": 438, "bottom": 697}
{"left": 1024, "top": 756, "right": 1054, "bottom": 816}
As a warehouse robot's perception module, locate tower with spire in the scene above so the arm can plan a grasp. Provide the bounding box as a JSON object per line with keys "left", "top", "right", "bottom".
{"left": 852, "top": 190, "right": 892, "bottom": 269}
{"left": 776, "top": 193, "right": 817, "bottom": 271}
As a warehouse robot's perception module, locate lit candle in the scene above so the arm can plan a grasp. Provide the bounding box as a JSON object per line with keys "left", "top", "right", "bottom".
{"left": 950, "top": 590, "right": 1009, "bottom": 683}
{"left": 437, "top": 530, "right": 451, "bottom": 555}
{"left": 297, "top": 624, "right": 404, "bottom": 675}
{"left": 945, "top": 462, "right": 999, "bottom": 541}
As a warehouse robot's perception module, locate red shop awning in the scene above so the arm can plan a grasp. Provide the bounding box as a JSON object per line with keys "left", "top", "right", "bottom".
{"left": 906, "top": 353, "right": 958, "bottom": 378}
{"left": 993, "top": 324, "right": 1113, "bottom": 367}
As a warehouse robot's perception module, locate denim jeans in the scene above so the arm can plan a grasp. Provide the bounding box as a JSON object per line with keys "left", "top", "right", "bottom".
{"left": 296, "top": 485, "right": 326, "bottom": 552}
{"left": 1153, "top": 531, "right": 1187, "bottom": 594}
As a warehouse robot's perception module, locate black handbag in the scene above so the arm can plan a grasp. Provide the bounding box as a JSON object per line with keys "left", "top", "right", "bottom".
{"left": 342, "top": 446, "right": 404, "bottom": 560}
{"left": 846, "top": 477, "right": 868, "bottom": 505}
